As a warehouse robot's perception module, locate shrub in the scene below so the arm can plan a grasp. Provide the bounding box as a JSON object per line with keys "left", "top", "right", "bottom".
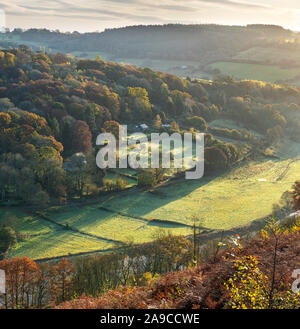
{"left": 115, "top": 177, "right": 127, "bottom": 191}
{"left": 103, "top": 177, "right": 127, "bottom": 192}
{"left": 103, "top": 179, "right": 115, "bottom": 191}
{"left": 186, "top": 116, "right": 208, "bottom": 131}
{"left": 0, "top": 226, "right": 17, "bottom": 257}
{"left": 225, "top": 253, "right": 300, "bottom": 309}
{"left": 137, "top": 171, "right": 157, "bottom": 187}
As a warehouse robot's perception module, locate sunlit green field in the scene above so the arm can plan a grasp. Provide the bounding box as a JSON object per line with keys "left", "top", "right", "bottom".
{"left": 50, "top": 206, "right": 191, "bottom": 243}
{"left": 2, "top": 154, "right": 299, "bottom": 260}
{"left": 77, "top": 48, "right": 300, "bottom": 83}
{"left": 233, "top": 47, "right": 300, "bottom": 66}
{"left": 209, "top": 62, "right": 300, "bottom": 83}
{"left": 0, "top": 208, "right": 115, "bottom": 259}
{"left": 9, "top": 231, "right": 115, "bottom": 260}
{"left": 0, "top": 208, "right": 54, "bottom": 236}
{"left": 99, "top": 159, "right": 300, "bottom": 230}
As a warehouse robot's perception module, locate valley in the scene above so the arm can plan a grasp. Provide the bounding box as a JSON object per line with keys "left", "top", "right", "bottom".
{"left": 3, "top": 142, "right": 299, "bottom": 261}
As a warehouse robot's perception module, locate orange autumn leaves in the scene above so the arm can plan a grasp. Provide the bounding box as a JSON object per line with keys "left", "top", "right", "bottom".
{"left": 0, "top": 257, "right": 74, "bottom": 308}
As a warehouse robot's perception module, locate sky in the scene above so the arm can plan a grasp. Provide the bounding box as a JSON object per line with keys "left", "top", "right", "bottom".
{"left": 1, "top": 0, "right": 300, "bottom": 33}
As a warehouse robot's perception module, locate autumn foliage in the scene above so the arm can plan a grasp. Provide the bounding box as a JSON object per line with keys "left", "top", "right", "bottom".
{"left": 57, "top": 223, "right": 300, "bottom": 309}
{"left": 0, "top": 257, "right": 74, "bottom": 308}
{"left": 0, "top": 221, "right": 300, "bottom": 309}
{"left": 292, "top": 181, "right": 300, "bottom": 211}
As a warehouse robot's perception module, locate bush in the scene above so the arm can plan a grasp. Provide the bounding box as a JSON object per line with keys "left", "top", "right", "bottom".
{"left": 225, "top": 253, "right": 300, "bottom": 309}
{"left": 209, "top": 127, "right": 244, "bottom": 140}
{"left": 116, "top": 177, "right": 127, "bottom": 191}
{"left": 204, "top": 146, "right": 228, "bottom": 173}
{"left": 0, "top": 226, "right": 17, "bottom": 257}
{"left": 103, "top": 179, "right": 115, "bottom": 191}
{"left": 186, "top": 116, "right": 208, "bottom": 131}
{"left": 103, "top": 177, "right": 127, "bottom": 192}
{"left": 137, "top": 171, "right": 157, "bottom": 188}
{"left": 28, "top": 190, "right": 50, "bottom": 208}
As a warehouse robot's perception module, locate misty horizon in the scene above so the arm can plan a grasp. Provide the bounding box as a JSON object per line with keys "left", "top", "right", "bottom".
{"left": 1, "top": 0, "right": 300, "bottom": 33}
{"left": 2, "top": 22, "right": 297, "bottom": 34}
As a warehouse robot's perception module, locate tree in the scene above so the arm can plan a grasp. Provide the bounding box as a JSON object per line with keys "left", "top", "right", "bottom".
{"left": 103, "top": 177, "right": 127, "bottom": 192}
{"left": 85, "top": 105, "right": 97, "bottom": 134}
{"left": 48, "top": 117, "right": 60, "bottom": 138}
{"left": 153, "top": 114, "right": 162, "bottom": 130}
{"left": 204, "top": 146, "right": 228, "bottom": 173}
{"left": 52, "top": 53, "right": 69, "bottom": 64}
{"left": 0, "top": 98, "right": 14, "bottom": 111}
{"left": 170, "top": 90, "right": 190, "bottom": 116}
{"left": 66, "top": 153, "right": 89, "bottom": 197}
{"left": 33, "top": 148, "right": 65, "bottom": 197}
{"left": 27, "top": 190, "right": 50, "bottom": 208}
{"left": 127, "top": 87, "right": 152, "bottom": 121}
{"left": 292, "top": 181, "right": 300, "bottom": 211}
{"left": 0, "top": 257, "right": 39, "bottom": 308}
{"left": 0, "top": 226, "right": 17, "bottom": 258}
{"left": 186, "top": 116, "right": 207, "bottom": 131}
{"left": 69, "top": 103, "right": 85, "bottom": 121}
{"left": 0, "top": 112, "right": 11, "bottom": 128}
{"left": 103, "top": 120, "right": 120, "bottom": 139}
{"left": 61, "top": 116, "right": 76, "bottom": 153}
{"left": 72, "top": 120, "right": 92, "bottom": 154}
{"left": 225, "top": 255, "right": 270, "bottom": 309}
{"left": 137, "top": 170, "right": 157, "bottom": 188}
{"left": 152, "top": 167, "right": 165, "bottom": 183}
{"left": 170, "top": 121, "right": 180, "bottom": 133}
{"left": 51, "top": 258, "right": 75, "bottom": 303}
{"left": 86, "top": 152, "right": 105, "bottom": 187}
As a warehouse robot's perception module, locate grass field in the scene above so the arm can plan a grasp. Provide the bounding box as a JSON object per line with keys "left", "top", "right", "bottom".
{"left": 99, "top": 159, "right": 300, "bottom": 230}
{"left": 70, "top": 50, "right": 300, "bottom": 83}
{"left": 0, "top": 208, "right": 116, "bottom": 259}
{"left": 70, "top": 48, "right": 300, "bottom": 83}
{"left": 209, "top": 62, "right": 300, "bottom": 83}
{"left": 0, "top": 209, "right": 54, "bottom": 236}
{"left": 50, "top": 206, "right": 191, "bottom": 244}
{"left": 9, "top": 231, "right": 115, "bottom": 260}
{"left": 2, "top": 148, "right": 299, "bottom": 260}
{"left": 233, "top": 46, "right": 300, "bottom": 66}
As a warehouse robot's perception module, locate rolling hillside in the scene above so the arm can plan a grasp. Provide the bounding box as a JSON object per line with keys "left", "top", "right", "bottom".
{"left": 0, "top": 45, "right": 300, "bottom": 261}
{"left": 2, "top": 24, "right": 300, "bottom": 83}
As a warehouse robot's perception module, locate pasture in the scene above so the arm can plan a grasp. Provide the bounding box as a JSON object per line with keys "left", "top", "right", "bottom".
{"left": 233, "top": 46, "right": 300, "bottom": 66}
{"left": 2, "top": 153, "right": 300, "bottom": 260}
{"left": 99, "top": 159, "right": 300, "bottom": 230}
{"left": 0, "top": 208, "right": 115, "bottom": 259}
{"left": 208, "top": 62, "right": 300, "bottom": 83}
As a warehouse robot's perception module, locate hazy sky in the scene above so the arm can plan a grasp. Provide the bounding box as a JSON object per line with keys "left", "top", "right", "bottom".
{"left": 1, "top": 0, "right": 300, "bottom": 32}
